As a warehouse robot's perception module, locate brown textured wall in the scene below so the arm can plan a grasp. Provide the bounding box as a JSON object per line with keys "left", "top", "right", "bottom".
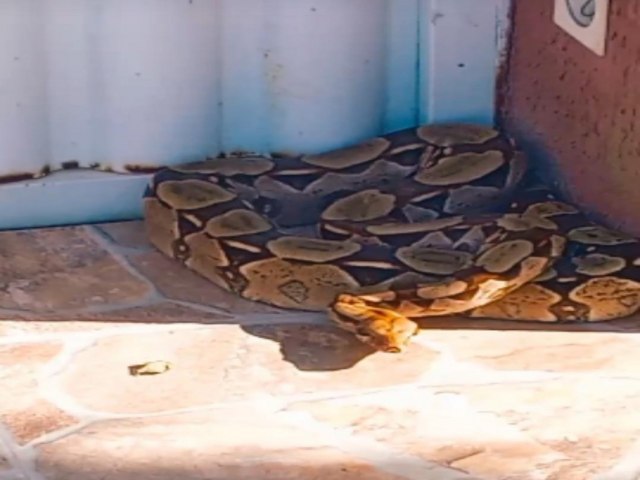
{"left": 501, "top": 1, "right": 640, "bottom": 235}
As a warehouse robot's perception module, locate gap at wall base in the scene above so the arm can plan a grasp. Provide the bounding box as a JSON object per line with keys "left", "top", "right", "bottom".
{"left": 0, "top": 170, "right": 149, "bottom": 231}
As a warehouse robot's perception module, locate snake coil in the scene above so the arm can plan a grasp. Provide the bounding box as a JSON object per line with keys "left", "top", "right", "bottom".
{"left": 143, "top": 124, "right": 640, "bottom": 352}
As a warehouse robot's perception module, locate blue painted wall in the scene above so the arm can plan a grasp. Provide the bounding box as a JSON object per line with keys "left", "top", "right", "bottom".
{"left": 0, "top": 0, "right": 511, "bottom": 229}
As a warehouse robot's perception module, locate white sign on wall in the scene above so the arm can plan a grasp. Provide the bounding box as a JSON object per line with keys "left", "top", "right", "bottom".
{"left": 554, "top": 0, "right": 610, "bottom": 56}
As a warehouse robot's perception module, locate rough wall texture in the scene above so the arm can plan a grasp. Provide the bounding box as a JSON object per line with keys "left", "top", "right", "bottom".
{"left": 501, "top": 1, "right": 640, "bottom": 235}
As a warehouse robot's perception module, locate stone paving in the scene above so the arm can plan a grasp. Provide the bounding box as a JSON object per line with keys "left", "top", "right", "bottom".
{"left": 2, "top": 221, "right": 640, "bottom": 479}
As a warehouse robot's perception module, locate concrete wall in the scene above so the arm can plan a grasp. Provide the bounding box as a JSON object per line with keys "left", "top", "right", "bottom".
{"left": 500, "top": 1, "right": 640, "bottom": 235}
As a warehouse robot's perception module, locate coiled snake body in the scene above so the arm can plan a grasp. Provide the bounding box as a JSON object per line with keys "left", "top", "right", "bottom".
{"left": 143, "top": 124, "right": 640, "bottom": 352}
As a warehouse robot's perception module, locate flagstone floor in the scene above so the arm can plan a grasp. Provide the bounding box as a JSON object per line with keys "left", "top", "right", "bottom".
{"left": 1, "top": 221, "right": 640, "bottom": 480}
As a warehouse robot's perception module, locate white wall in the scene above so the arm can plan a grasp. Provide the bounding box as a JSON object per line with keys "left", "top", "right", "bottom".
{"left": 0, "top": 0, "right": 511, "bottom": 228}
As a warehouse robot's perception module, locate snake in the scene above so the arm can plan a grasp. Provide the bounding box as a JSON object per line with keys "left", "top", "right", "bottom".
{"left": 142, "top": 123, "right": 640, "bottom": 353}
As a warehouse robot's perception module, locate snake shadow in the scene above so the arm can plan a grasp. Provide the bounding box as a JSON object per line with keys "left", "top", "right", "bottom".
{"left": 240, "top": 322, "right": 380, "bottom": 371}
{"left": 241, "top": 313, "right": 640, "bottom": 372}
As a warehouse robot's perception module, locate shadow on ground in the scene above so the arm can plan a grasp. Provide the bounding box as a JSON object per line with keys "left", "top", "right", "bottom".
{"left": 241, "top": 323, "right": 379, "bottom": 371}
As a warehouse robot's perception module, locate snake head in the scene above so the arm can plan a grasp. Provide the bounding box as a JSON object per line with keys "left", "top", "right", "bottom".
{"left": 329, "top": 294, "right": 419, "bottom": 353}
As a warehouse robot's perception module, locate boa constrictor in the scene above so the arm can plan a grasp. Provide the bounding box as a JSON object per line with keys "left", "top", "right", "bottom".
{"left": 143, "top": 124, "right": 640, "bottom": 353}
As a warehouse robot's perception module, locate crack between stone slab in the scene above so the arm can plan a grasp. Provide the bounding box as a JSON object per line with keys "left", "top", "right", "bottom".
{"left": 87, "top": 225, "right": 153, "bottom": 255}
{"left": 0, "top": 424, "right": 37, "bottom": 480}
{"left": 81, "top": 225, "right": 166, "bottom": 303}
{"left": 25, "top": 372, "right": 573, "bottom": 427}
{"left": 26, "top": 374, "right": 576, "bottom": 480}
{"left": 106, "top": 244, "right": 155, "bottom": 256}
{"left": 25, "top": 401, "right": 483, "bottom": 480}
{"left": 272, "top": 408, "right": 484, "bottom": 480}
{"left": 237, "top": 310, "right": 330, "bottom": 325}
{"left": 23, "top": 420, "right": 95, "bottom": 450}
{"left": 592, "top": 437, "right": 640, "bottom": 480}
{"left": 22, "top": 367, "right": 639, "bottom": 472}
{"left": 36, "top": 335, "right": 123, "bottom": 422}
{"left": 167, "top": 298, "right": 254, "bottom": 318}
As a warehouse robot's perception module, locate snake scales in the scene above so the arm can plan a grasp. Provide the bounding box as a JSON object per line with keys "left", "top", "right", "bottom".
{"left": 143, "top": 123, "right": 640, "bottom": 353}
